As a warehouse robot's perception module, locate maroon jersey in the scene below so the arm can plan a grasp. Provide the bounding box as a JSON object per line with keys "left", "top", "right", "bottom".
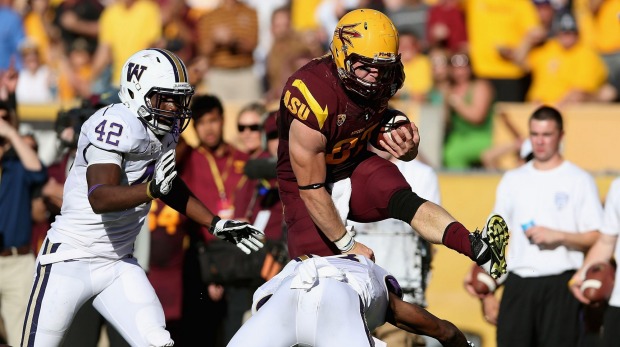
{"left": 275, "top": 56, "right": 411, "bottom": 258}
{"left": 276, "top": 56, "right": 390, "bottom": 185}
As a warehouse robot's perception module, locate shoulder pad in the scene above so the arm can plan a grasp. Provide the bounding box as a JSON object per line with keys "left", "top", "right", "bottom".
{"left": 84, "top": 105, "right": 150, "bottom": 154}
{"left": 282, "top": 71, "right": 336, "bottom": 132}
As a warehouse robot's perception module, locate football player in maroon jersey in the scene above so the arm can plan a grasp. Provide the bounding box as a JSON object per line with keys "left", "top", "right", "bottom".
{"left": 276, "top": 9, "right": 509, "bottom": 280}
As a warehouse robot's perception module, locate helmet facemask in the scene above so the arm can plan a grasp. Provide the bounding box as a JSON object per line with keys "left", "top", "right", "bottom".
{"left": 138, "top": 86, "right": 194, "bottom": 137}
{"left": 119, "top": 48, "right": 195, "bottom": 138}
{"left": 339, "top": 52, "right": 402, "bottom": 99}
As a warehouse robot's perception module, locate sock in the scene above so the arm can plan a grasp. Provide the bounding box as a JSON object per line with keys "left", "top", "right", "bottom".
{"left": 441, "top": 221, "right": 473, "bottom": 258}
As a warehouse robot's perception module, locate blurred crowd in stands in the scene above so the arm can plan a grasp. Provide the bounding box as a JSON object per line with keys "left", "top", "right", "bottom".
{"left": 2, "top": 0, "right": 620, "bottom": 171}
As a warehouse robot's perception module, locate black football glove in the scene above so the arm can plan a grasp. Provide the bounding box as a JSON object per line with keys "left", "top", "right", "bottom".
{"left": 147, "top": 149, "right": 177, "bottom": 199}
{"left": 209, "top": 216, "right": 265, "bottom": 254}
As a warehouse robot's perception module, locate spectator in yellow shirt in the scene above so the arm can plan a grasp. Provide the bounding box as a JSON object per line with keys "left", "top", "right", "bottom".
{"left": 90, "top": 0, "right": 162, "bottom": 93}
{"left": 574, "top": 0, "right": 620, "bottom": 101}
{"left": 465, "top": 0, "right": 545, "bottom": 102}
{"left": 396, "top": 31, "right": 433, "bottom": 102}
{"left": 523, "top": 12, "right": 613, "bottom": 106}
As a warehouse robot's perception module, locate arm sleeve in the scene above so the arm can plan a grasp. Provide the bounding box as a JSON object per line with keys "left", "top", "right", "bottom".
{"left": 84, "top": 144, "right": 123, "bottom": 167}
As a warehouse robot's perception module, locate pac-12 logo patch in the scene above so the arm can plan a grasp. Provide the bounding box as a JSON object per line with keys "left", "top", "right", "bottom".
{"left": 337, "top": 114, "right": 347, "bottom": 126}
{"left": 127, "top": 63, "right": 148, "bottom": 82}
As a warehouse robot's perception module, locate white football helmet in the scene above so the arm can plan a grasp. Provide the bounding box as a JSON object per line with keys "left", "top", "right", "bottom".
{"left": 118, "top": 48, "right": 194, "bottom": 136}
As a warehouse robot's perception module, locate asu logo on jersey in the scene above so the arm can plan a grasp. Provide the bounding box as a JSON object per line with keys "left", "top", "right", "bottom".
{"left": 283, "top": 79, "right": 329, "bottom": 129}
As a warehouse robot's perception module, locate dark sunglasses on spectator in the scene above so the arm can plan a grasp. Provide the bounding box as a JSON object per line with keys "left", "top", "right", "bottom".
{"left": 238, "top": 124, "right": 261, "bottom": 132}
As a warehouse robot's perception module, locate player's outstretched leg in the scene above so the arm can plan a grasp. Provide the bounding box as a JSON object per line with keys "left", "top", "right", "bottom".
{"left": 469, "top": 215, "right": 509, "bottom": 279}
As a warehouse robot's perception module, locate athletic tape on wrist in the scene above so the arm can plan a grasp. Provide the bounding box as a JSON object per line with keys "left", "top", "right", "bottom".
{"left": 334, "top": 231, "right": 355, "bottom": 252}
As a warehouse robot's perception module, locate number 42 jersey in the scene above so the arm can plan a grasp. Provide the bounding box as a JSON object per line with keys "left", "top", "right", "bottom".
{"left": 47, "top": 104, "right": 177, "bottom": 261}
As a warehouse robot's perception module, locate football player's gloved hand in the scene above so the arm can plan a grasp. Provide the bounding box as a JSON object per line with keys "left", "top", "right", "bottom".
{"left": 209, "top": 216, "right": 265, "bottom": 254}
{"left": 147, "top": 149, "right": 177, "bottom": 199}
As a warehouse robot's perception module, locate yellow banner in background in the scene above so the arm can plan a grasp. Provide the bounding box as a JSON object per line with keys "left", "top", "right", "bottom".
{"left": 426, "top": 173, "right": 616, "bottom": 347}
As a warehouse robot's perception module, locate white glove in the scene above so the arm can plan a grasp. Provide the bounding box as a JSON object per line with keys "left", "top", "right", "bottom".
{"left": 209, "top": 216, "right": 265, "bottom": 254}
{"left": 148, "top": 149, "right": 177, "bottom": 199}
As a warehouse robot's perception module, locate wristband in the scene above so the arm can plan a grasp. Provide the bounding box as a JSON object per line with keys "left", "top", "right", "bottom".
{"left": 146, "top": 181, "right": 156, "bottom": 200}
{"left": 334, "top": 231, "right": 355, "bottom": 252}
{"left": 209, "top": 216, "right": 222, "bottom": 234}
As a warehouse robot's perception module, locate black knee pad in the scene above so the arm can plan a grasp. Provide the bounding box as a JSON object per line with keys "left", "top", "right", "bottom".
{"left": 388, "top": 189, "right": 427, "bottom": 224}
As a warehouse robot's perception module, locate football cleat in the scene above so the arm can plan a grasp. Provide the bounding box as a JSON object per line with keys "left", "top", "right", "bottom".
{"left": 470, "top": 215, "right": 509, "bottom": 280}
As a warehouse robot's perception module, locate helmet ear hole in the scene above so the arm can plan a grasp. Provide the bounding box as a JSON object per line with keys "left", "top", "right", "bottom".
{"left": 128, "top": 89, "right": 134, "bottom": 99}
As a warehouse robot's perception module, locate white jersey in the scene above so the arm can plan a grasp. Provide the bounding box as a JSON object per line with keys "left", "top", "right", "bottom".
{"left": 601, "top": 178, "right": 620, "bottom": 307}
{"left": 493, "top": 160, "right": 603, "bottom": 277}
{"left": 349, "top": 159, "right": 440, "bottom": 306}
{"left": 252, "top": 254, "right": 401, "bottom": 331}
{"left": 47, "top": 103, "right": 177, "bottom": 261}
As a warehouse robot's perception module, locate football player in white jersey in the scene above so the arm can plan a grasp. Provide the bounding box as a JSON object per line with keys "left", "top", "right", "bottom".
{"left": 21, "top": 49, "right": 264, "bottom": 347}
{"left": 228, "top": 254, "right": 474, "bottom": 347}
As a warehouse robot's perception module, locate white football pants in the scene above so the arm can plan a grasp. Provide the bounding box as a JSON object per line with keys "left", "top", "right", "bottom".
{"left": 21, "top": 239, "right": 172, "bottom": 347}
{"left": 227, "top": 277, "right": 374, "bottom": 347}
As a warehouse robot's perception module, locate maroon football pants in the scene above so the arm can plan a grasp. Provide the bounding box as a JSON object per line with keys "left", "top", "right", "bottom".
{"left": 279, "top": 154, "right": 411, "bottom": 258}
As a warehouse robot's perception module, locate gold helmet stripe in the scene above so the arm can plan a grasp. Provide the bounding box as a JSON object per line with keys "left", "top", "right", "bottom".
{"left": 150, "top": 48, "right": 188, "bottom": 83}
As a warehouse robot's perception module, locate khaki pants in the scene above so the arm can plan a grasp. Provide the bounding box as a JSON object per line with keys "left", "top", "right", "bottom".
{"left": 374, "top": 322, "right": 427, "bottom": 347}
{"left": 0, "top": 253, "right": 35, "bottom": 346}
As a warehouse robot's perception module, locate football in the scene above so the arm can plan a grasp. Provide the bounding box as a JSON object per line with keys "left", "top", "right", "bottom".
{"left": 371, "top": 109, "right": 412, "bottom": 146}
{"left": 580, "top": 261, "right": 616, "bottom": 304}
{"left": 470, "top": 263, "right": 498, "bottom": 295}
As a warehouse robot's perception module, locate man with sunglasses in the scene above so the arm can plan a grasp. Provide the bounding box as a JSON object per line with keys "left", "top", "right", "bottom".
{"left": 276, "top": 9, "right": 509, "bottom": 282}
